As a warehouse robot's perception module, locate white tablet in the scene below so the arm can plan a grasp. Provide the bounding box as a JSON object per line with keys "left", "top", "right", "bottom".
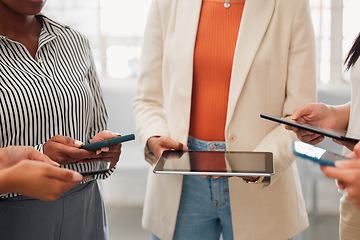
{"left": 153, "top": 150, "right": 274, "bottom": 177}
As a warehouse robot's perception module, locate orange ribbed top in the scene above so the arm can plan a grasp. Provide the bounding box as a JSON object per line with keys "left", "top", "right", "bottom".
{"left": 189, "top": 0, "right": 245, "bottom": 141}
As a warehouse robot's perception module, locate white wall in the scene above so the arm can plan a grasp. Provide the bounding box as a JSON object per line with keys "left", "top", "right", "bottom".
{"left": 100, "top": 80, "right": 148, "bottom": 207}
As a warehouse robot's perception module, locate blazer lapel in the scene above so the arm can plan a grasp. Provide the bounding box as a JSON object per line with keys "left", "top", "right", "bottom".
{"left": 226, "top": 0, "right": 275, "bottom": 128}
{"left": 174, "top": 0, "right": 202, "bottom": 130}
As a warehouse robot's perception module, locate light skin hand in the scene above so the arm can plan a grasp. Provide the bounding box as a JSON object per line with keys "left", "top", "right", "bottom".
{"left": 1, "top": 160, "right": 83, "bottom": 201}
{"left": 0, "top": 146, "right": 58, "bottom": 170}
{"left": 321, "top": 159, "right": 360, "bottom": 210}
{"left": 285, "top": 103, "right": 338, "bottom": 145}
{"left": 320, "top": 143, "right": 360, "bottom": 209}
{"left": 147, "top": 136, "right": 188, "bottom": 160}
{"left": 0, "top": 146, "right": 83, "bottom": 201}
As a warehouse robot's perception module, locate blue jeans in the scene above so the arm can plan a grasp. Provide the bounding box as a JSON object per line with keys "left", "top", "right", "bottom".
{"left": 152, "top": 136, "right": 232, "bottom": 240}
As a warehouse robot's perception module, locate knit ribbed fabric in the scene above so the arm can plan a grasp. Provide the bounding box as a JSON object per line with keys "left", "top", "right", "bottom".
{"left": 189, "top": 0, "right": 245, "bottom": 141}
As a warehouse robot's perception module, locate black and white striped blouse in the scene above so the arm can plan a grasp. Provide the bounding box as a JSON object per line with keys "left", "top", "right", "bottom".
{"left": 0, "top": 15, "right": 111, "bottom": 198}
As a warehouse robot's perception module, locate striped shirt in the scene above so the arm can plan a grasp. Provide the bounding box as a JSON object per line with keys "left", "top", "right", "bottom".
{"left": 0, "top": 15, "right": 111, "bottom": 198}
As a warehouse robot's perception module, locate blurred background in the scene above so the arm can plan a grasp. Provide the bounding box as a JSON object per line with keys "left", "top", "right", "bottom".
{"left": 42, "top": 1, "right": 360, "bottom": 239}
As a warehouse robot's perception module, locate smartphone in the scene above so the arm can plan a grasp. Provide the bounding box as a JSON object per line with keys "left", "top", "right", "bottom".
{"left": 260, "top": 113, "right": 359, "bottom": 143}
{"left": 80, "top": 133, "right": 135, "bottom": 151}
{"left": 65, "top": 161, "right": 111, "bottom": 176}
{"left": 292, "top": 140, "right": 349, "bottom": 167}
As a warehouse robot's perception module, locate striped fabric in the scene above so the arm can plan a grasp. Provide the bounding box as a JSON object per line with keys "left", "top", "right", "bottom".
{"left": 0, "top": 15, "right": 112, "bottom": 198}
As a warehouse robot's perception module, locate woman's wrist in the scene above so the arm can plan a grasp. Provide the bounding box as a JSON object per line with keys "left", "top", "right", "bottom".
{"left": 330, "top": 104, "right": 350, "bottom": 131}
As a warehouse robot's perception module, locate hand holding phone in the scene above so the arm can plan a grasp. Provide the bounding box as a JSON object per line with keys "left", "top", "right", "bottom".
{"left": 80, "top": 134, "right": 135, "bottom": 151}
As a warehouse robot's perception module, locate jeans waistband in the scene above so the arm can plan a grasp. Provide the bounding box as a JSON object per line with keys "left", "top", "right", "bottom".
{"left": 187, "top": 135, "right": 226, "bottom": 151}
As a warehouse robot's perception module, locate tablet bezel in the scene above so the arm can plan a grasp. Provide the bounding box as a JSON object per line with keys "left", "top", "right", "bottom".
{"left": 153, "top": 150, "right": 274, "bottom": 177}
{"left": 260, "top": 113, "right": 359, "bottom": 143}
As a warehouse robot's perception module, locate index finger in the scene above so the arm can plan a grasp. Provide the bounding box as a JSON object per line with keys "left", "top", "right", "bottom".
{"left": 321, "top": 163, "right": 360, "bottom": 184}
{"left": 28, "top": 149, "right": 59, "bottom": 167}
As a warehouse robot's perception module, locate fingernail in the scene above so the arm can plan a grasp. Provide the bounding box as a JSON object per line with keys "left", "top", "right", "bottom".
{"left": 51, "top": 160, "right": 60, "bottom": 166}
{"left": 73, "top": 172, "right": 83, "bottom": 181}
{"left": 113, "top": 132, "right": 121, "bottom": 136}
{"left": 96, "top": 149, "right": 102, "bottom": 155}
{"left": 74, "top": 140, "right": 83, "bottom": 147}
{"left": 335, "top": 161, "right": 344, "bottom": 168}
{"left": 101, "top": 147, "right": 109, "bottom": 152}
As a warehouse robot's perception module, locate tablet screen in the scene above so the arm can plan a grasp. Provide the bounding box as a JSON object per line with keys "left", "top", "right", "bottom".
{"left": 153, "top": 150, "right": 274, "bottom": 176}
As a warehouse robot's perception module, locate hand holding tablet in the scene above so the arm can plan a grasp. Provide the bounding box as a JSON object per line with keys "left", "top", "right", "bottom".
{"left": 260, "top": 114, "right": 359, "bottom": 143}
{"left": 153, "top": 150, "right": 274, "bottom": 177}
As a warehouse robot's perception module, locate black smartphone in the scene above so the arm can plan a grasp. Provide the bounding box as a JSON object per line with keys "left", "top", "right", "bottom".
{"left": 65, "top": 161, "right": 111, "bottom": 175}
{"left": 293, "top": 141, "right": 349, "bottom": 167}
{"left": 260, "top": 113, "right": 359, "bottom": 143}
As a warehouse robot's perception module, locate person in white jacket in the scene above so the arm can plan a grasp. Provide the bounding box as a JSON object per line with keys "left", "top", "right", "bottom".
{"left": 133, "top": 0, "right": 317, "bottom": 239}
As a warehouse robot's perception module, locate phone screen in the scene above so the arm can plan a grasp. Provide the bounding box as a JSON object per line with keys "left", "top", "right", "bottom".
{"left": 293, "top": 141, "right": 348, "bottom": 166}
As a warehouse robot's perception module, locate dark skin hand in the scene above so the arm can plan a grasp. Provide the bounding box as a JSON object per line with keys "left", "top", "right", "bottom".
{"left": 43, "top": 131, "right": 122, "bottom": 169}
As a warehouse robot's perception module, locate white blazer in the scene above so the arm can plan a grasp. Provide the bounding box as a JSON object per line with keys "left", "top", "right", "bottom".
{"left": 133, "top": 0, "right": 316, "bottom": 239}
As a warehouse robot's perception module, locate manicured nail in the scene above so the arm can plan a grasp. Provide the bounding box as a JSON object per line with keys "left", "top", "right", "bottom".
{"left": 101, "top": 147, "right": 109, "bottom": 152}
{"left": 50, "top": 160, "right": 60, "bottom": 166}
{"left": 96, "top": 149, "right": 102, "bottom": 155}
{"left": 74, "top": 140, "right": 83, "bottom": 147}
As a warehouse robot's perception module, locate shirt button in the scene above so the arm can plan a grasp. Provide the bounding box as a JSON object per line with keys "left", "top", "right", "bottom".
{"left": 227, "top": 133, "right": 236, "bottom": 142}
{"left": 38, "top": 58, "right": 43, "bottom": 64}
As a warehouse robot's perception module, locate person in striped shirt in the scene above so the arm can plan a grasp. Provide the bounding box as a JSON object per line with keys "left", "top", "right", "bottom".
{"left": 0, "top": 0, "right": 122, "bottom": 239}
